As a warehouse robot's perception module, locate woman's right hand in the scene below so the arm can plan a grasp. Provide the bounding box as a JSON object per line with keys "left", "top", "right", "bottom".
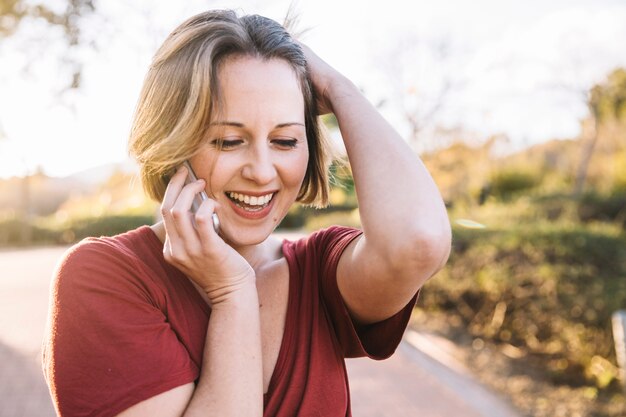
{"left": 160, "top": 165, "right": 255, "bottom": 306}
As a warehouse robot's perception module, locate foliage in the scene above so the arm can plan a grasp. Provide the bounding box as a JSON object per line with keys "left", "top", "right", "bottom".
{"left": 321, "top": 113, "right": 339, "bottom": 130}
{"left": 303, "top": 208, "right": 361, "bottom": 231}
{"left": 421, "top": 220, "right": 626, "bottom": 392}
{"left": 0, "top": 0, "right": 95, "bottom": 38}
{"left": 421, "top": 139, "right": 496, "bottom": 205}
{"left": 0, "top": 0, "right": 27, "bottom": 35}
{"left": 579, "top": 192, "right": 626, "bottom": 228}
{"left": 487, "top": 168, "right": 540, "bottom": 201}
{"left": 0, "top": 212, "right": 154, "bottom": 246}
{"left": 0, "top": 216, "right": 57, "bottom": 246}
{"left": 54, "top": 214, "right": 154, "bottom": 243}
{"left": 591, "top": 68, "right": 626, "bottom": 123}
{"left": 0, "top": 169, "right": 156, "bottom": 246}
{"left": 0, "top": 0, "right": 97, "bottom": 89}
{"left": 56, "top": 170, "right": 158, "bottom": 219}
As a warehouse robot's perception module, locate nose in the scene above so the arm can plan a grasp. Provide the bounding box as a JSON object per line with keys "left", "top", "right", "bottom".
{"left": 241, "top": 143, "right": 277, "bottom": 185}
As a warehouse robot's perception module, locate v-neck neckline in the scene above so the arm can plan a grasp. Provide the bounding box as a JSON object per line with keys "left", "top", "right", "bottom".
{"left": 141, "top": 225, "right": 298, "bottom": 403}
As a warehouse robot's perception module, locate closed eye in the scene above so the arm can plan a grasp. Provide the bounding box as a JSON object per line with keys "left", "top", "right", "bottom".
{"left": 212, "top": 138, "right": 244, "bottom": 149}
{"left": 272, "top": 139, "right": 299, "bottom": 149}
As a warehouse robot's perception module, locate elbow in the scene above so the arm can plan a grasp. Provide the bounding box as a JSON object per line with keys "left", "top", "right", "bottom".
{"left": 391, "top": 223, "right": 452, "bottom": 280}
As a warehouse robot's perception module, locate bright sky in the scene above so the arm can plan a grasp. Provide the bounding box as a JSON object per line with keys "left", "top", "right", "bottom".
{"left": 1, "top": 0, "right": 625, "bottom": 178}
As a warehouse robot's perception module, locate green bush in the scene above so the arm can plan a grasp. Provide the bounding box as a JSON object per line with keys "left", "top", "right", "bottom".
{"left": 455, "top": 192, "right": 625, "bottom": 229}
{"left": 278, "top": 203, "right": 359, "bottom": 231}
{"left": 488, "top": 169, "right": 540, "bottom": 201}
{"left": 530, "top": 193, "right": 578, "bottom": 221}
{"left": 278, "top": 205, "right": 308, "bottom": 229}
{"left": 421, "top": 223, "right": 626, "bottom": 391}
{"left": 0, "top": 214, "right": 154, "bottom": 246}
{"left": 304, "top": 209, "right": 361, "bottom": 231}
{"left": 0, "top": 217, "right": 58, "bottom": 246}
{"left": 578, "top": 192, "right": 626, "bottom": 228}
{"left": 57, "top": 215, "right": 155, "bottom": 243}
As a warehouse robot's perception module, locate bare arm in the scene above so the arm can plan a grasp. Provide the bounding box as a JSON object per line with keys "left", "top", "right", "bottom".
{"left": 117, "top": 283, "right": 262, "bottom": 417}
{"left": 185, "top": 282, "right": 262, "bottom": 415}
{"left": 303, "top": 44, "right": 452, "bottom": 324}
{"left": 116, "top": 166, "right": 263, "bottom": 417}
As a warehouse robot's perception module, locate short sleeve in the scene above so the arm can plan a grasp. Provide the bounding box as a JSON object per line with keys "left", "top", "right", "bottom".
{"left": 43, "top": 240, "right": 198, "bottom": 417}
{"left": 314, "top": 226, "right": 419, "bottom": 360}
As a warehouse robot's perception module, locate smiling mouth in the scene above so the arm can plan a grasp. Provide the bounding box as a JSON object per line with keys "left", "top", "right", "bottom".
{"left": 226, "top": 191, "right": 275, "bottom": 212}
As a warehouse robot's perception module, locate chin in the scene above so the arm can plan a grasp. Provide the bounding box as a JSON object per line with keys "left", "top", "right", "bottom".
{"left": 220, "top": 224, "right": 276, "bottom": 248}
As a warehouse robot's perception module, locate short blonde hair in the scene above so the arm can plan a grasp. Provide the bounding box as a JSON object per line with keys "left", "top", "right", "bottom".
{"left": 128, "top": 10, "right": 335, "bottom": 208}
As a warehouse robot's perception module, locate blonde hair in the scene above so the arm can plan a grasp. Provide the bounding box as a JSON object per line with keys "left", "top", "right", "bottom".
{"left": 128, "top": 9, "right": 335, "bottom": 208}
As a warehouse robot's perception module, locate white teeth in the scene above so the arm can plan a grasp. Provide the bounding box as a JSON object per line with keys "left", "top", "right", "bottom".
{"left": 227, "top": 192, "right": 274, "bottom": 206}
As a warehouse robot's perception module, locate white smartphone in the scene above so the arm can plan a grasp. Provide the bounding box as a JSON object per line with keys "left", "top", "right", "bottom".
{"left": 183, "top": 161, "right": 219, "bottom": 233}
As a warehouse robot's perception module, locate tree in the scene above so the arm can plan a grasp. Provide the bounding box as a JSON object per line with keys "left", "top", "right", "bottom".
{"left": 0, "top": 0, "right": 96, "bottom": 89}
{"left": 574, "top": 68, "right": 626, "bottom": 195}
{"left": 590, "top": 68, "right": 626, "bottom": 122}
{"left": 372, "top": 32, "right": 468, "bottom": 152}
{"left": 1, "top": 0, "right": 96, "bottom": 242}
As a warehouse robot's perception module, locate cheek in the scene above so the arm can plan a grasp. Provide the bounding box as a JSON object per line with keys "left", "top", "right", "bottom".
{"left": 289, "top": 149, "right": 310, "bottom": 187}
{"left": 190, "top": 150, "right": 221, "bottom": 178}
{"left": 191, "top": 153, "right": 231, "bottom": 195}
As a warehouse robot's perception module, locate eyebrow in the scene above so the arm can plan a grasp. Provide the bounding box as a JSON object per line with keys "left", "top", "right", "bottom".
{"left": 209, "top": 121, "right": 305, "bottom": 128}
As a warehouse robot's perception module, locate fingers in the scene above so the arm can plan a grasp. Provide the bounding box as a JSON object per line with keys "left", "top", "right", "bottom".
{"left": 297, "top": 42, "right": 335, "bottom": 115}
{"left": 161, "top": 165, "right": 216, "bottom": 264}
{"left": 194, "top": 199, "right": 222, "bottom": 248}
{"left": 161, "top": 166, "right": 188, "bottom": 246}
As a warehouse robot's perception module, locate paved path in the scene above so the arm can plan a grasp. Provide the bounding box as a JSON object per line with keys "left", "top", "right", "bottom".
{"left": 0, "top": 244, "right": 520, "bottom": 417}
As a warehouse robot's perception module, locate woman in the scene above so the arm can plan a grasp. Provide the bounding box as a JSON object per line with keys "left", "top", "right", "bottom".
{"left": 43, "top": 9, "right": 451, "bottom": 417}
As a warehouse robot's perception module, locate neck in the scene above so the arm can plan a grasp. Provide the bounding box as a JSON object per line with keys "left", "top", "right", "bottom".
{"left": 231, "top": 238, "right": 281, "bottom": 271}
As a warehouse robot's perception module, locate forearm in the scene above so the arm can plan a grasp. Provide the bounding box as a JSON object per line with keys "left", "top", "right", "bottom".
{"left": 330, "top": 78, "right": 451, "bottom": 266}
{"left": 184, "top": 281, "right": 263, "bottom": 417}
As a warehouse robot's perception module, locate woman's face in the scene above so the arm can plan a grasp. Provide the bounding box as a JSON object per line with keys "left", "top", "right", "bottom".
{"left": 189, "top": 56, "right": 309, "bottom": 247}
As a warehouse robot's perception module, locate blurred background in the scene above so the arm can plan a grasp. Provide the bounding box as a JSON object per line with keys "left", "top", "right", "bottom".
{"left": 1, "top": 0, "right": 625, "bottom": 416}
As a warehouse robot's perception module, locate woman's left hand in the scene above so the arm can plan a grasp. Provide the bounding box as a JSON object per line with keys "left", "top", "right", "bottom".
{"left": 298, "top": 39, "right": 451, "bottom": 327}
{"left": 299, "top": 42, "right": 350, "bottom": 116}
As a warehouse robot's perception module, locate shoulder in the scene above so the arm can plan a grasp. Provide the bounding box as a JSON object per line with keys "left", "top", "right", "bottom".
{"left": 53, "top": 225, "right": 162, "bottom": 294}
{"left": 282, "top": 225, "right": 363, "bottom": 276}
{"left": 310, "top": 225, "right": 362, "bottom": 241}
{"left": 57, "top": 225, "right": 156, "bottom": 271}
{"left": 285, "top": 226, "right": 362, "bottom": 254}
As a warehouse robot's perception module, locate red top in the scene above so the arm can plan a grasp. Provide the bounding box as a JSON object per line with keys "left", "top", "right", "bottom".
{"left": 43, "top": 225, "right": 418, "bottom": 417}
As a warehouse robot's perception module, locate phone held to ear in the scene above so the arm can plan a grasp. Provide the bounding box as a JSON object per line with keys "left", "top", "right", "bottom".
{"left": 183, "top": 161, "right": 220, "bottom": 234}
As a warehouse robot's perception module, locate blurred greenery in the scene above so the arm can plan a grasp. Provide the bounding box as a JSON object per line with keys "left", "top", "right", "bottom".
{"left": 411, "top": 66, "right": 626, "bottom": 416}
{"left": 425, "top": 216, "right": 626, "bottom": 389}
{"left": 592, "top": 68, "right": 626, "bottom": 123}
{"left": 0, "top": 213, "right": 154, "bottom": 246}
{"left": 0, "top": 0, "right": 95, "bottom": 38}
{"left": 487, "top": 168, "right": 540, "bottom": 201}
